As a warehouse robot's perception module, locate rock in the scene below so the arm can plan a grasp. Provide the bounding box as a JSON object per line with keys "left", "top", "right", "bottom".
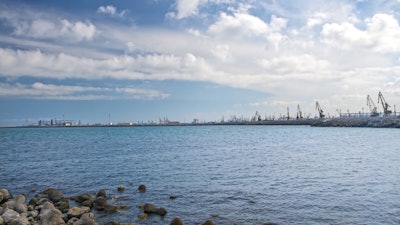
{"left": 202, "top": 220, "right": 215, "bottom": 225}
{"left": 42, "top": 188, "right": 63, "bottom": 202}
{"left": 3, "top": 195, "right": 27, "bottom": 214}
{"left": 104, "top": 205, "right": 119, "bottom": 213}
{"left": 67, "top": 207, "right": 90, "bottom": 219}
{"left": 142, "top": 203, "right": 167, "bottom": 216}
{"left": 117, "top": 185, "right": 125, "bottom": 192}
{"left": 0, "top": 216, "right": 3, "bottom": 225}
{"left": 1, "top": 209, "right": 30, "bottom": 225}
{"left": 137, "top": 213, "right": 147, "bottom": 220}
{"left": 169, "top": 195, "right": 177, "bottom": 200}
{"left": 137, "top": 185, "right": 146, "bottom": 192}
{"left": 104, "top": 221, "right": 117, "bottom": 225}
{"left": 170, "top": 217, "right": 183, "bottom": 225}
{"left": 96, "top": 190, "right": 107, "bottom": 198}
{"left": 72, "top": 213, "right": 97, "bottom": 225}
{"left": 54, "top": 198, "right": 70, "bottom": 213}
{"left": 2, "top": 209, "right": 19, "bottom": 223}
{"left": 28, "top": 195, "right": 40, "bottom": 206}
{"left": 39, "top": 202, "right": 65, "bottom": 225}
{"left": 28, "top": 210, "right": 39, "bottom": 219}
{"left": 0, "top": 189, "right": 12, "bottom": 204}
{"left": 93, "top": 197, "right": 107, "bottom": 211}
{"left": 73, "top": 194, "right": 94, "bottom": 204}
{"left": 67, "top": 217, "right": 79, "bottom": 225}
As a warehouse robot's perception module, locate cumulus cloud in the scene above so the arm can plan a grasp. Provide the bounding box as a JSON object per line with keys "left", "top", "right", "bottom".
{"left": 13, "top": 18, "right": 96, "bottom": 42}
{"left": 321, "top": 13, "right": 400, "bottom": 53}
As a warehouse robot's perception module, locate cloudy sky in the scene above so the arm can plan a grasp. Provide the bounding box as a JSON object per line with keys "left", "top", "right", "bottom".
{"left": 1, "top": 0, "right": 400, "bottom": 125}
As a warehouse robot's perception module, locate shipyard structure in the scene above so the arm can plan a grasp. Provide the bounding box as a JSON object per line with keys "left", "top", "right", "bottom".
{"left": 32, "top": 92, "right": 400, "bottom": 128}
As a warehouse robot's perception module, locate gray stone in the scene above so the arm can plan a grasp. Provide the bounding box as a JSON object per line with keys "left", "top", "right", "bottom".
{"left": 0, "top": 215, "right": 4, "bottom": 225}
{"left": 202, "top": 220, "right": 215, "bottom": 225}
{"left": 170, "top": 217, "right": 183, "bottom": 225}
{"left": 1, "top": 209, "right": 29, "bottom": 225}
{"left": 0, "top": 189, "right": 12, "bottom": 204}
{"left": 39, "top": 202, "right": 65, "bottom": 225}
{"left": 143, "top": 203, "right": 167, "bottom": 216}
{"left": 93, "top": 197, "right": 107, "bottom": 211}
{"left": 42, "top": 188, "right": 63, "bottom": 202}
{"left": 137, "top": 184, "right": 146, "bottom": 192}
{"left": 67, "top": 217, "right": 79, "bottom": 225}
{"left": 95, "top": 190, "right": 106, "bottom": 198}
{"left": 72, "top": 213, "right": 97, "bottom": 225}
{"left": 67, "top": 206, "right": 90, "bottom": 219}
{"left": 3, "top": 195, "right": 27, "bottom": 214}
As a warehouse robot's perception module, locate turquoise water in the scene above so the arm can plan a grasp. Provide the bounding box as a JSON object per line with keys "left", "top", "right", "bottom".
{"left": 1, "top": 125, "right": 399, "bottom": 224}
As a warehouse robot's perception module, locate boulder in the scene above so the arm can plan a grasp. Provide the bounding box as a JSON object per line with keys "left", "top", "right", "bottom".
{"left": 202, "top": 220, "right": 215, "bottom": 225}
{"left": 0, "top": 215, "right": 3, "bottom": 225}
{"left": 0, "top": 189, "right": 12, "bottom": 204}
{"left": 67, "top": 217, "right": 79, "bottom": 225}
{"left": 96, "top": 190, "right": 107, "bottom": 198}
{"left": 142, "top": 203, "right": 167, "bottom": 216}
{"left": 67, "top": 207, "right": 90, "bottom": 219}
{"left": 42, "top": 188, "right": 63, "bottom": 202}
{"left": 3, "top": 195, "right": 27, "bottom": 214}
{"left": 1, "top": 209, "right": 30, "bottom": 225}
{"left": 137, "top": 213, "right": 147, "bottom": 220}
{"left": 93, "top": 197, "right": 107, "bottom": 211}
{"left": 39, "top": 202, "right": 65, "bottom": 225}
{"left": 72, "top": 193, "right": 94, "bottom": 206}
{"left": 117, "top": 185, "right": 125, "bottom": 192}
{"left": 72, "top": 213, "right": 97, "bottom": 225}
{"left": 54, "top": 198, "right": 70, "bottom": 213}
{"left": 137, "top": 185, "right": 146, "bottom": 192}
{"left": 103, "top": 221, "right": 117, "bottom": 225}
{"left": 170, "top": 217, "right": 183, "bottom": 225}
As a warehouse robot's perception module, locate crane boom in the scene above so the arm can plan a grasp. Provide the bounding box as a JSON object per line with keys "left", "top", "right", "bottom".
{"left": 315, "top": 101, "right": 325, "bottom": 119}
{"left": 377, "top": 91, "right": 392, "bottom": 116}
{"left": 366, "top": 94, "right": 379, "bottom": 117}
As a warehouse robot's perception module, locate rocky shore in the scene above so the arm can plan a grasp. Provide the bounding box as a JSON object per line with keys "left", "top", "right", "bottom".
{"left": 0, "top": 186, "right": 219, "bottom": 225}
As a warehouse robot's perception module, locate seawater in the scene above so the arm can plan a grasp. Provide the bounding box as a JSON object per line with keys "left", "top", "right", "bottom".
{"left": 0, "top": 125, "right": 399, "bottom": 225}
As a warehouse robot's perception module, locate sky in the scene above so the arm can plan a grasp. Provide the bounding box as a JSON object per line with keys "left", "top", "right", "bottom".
{"left": 1, "top": 0, "right": 400, "bottom": 126}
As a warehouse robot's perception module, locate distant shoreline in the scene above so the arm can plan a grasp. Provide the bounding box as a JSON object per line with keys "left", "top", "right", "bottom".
{"left": 2, "top": 116, "right": 400, "bottom": 128}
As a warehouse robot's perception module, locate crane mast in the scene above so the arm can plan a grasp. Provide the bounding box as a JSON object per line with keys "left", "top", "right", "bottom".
{"left": 315, "top": 101, "right": 325, "bottom": 119}
{"left": 366, "top": 94, "right": 379, "bottom": 117}
{"left": 296, "top": 104, "right": 303, "bottom": 119}
{"left": 377, "top": 91, "right": 392, "bottom": 116}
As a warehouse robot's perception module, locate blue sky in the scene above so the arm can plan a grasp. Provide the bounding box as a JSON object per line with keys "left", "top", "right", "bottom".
{"left": 1, "top": 0, "right": 400, "bottom": 125}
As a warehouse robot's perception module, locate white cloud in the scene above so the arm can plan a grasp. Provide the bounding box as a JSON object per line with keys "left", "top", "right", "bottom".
{"left": 98, "top": 5, "right": 117, "bottom": 15}
{"left": 321, "top": 13, "right": 400, "bottom": 53}
{"left": 97, "top": 5, "right": 127, "bottom": 17}
{"left": 174, "top": 0, "right": 202, "bottom": 19}
{"left": 0, "top": 82, "right": 169, "bottom": 100}
{"left": 12, "top": 18, "right": 96, "bottom": 42}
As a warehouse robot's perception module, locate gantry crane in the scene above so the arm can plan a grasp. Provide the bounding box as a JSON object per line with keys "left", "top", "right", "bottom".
{"left": 296, "top": 104, "right": 303, "bottom": 119}
{"left": 315, "top": 101, "right": 325, "bottom": 119}
{"left": 378, "top": 91, "right": 392, "bottom": 116}
{"left": 366, "top": 94, "right": 379, "bottom": 117}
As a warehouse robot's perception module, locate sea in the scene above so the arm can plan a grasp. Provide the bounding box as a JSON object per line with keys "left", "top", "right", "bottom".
{"left": 0, "top": 125, "right": 399, "bottom": 225}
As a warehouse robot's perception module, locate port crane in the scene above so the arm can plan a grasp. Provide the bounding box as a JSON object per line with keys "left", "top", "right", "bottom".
{"left": 366, "top": 94, "right": 379, "bottom": 117}
{"left": 377, "top": 91, "right": 392, "bottom": 116}
{"left": 315, "top": 101, "right": 325, "bottom": 119}
{"left": 296, "top": 104, "right": 303, "bottom": 119}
